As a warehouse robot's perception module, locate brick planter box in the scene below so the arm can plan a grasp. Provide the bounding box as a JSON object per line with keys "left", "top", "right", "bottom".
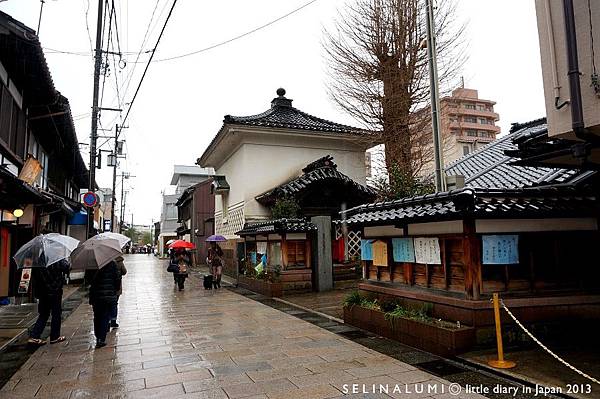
{"left": 343, "top": 306, "right": 475, "bottom": 357}
{"left": 238, "top": 275, "right": 283, "bottom": 297}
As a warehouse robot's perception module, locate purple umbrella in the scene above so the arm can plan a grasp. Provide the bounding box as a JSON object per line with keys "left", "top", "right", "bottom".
{"left": 206, "top": 235, "right": 227, "bottom": 242}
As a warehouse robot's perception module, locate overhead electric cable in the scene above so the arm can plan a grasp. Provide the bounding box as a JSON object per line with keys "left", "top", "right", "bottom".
{"left": 154, "top": 0, "right": 318, "bottom": 62}
{"left": 119, "top": 0, "right": 179, "bottom": 135}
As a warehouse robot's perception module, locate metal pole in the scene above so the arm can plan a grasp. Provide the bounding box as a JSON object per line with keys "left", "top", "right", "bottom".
{"left": 87, "top": 0, "right": 105, "bottom": 238}
{"left": 111, "top": 125, "right": 118, "bottom": 232}
{"left": 425, "top": 0, "right": 446, "bottom": 192}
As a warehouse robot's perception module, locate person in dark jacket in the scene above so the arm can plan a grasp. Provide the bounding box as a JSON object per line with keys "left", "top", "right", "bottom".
{"left": 89, "top": 260, "right": 121, "bottom": 348}
{"left": 110, "top": 256, "right": 127, "bottom": 328}
{"left": 28, "top": 258, "right": 71, "bottom": 345}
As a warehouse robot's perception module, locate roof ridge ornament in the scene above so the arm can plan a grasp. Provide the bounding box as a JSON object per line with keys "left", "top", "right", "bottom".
{"left": 271, "top": 88, "right": 293, "bottom": 108}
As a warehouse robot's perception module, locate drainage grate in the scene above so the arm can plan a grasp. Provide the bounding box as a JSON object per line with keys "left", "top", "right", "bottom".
{"left": 417, "top": 359, "right": 466, "bottom": 377}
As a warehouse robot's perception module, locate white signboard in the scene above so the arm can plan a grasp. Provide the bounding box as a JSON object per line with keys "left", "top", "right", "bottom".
{"left": 413, "top": 237, "right": 441, "bottom": 264}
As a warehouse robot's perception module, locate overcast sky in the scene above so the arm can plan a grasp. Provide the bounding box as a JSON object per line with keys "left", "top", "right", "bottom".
{"left": 0, "top": 0, "right": 545, "bottom": 225}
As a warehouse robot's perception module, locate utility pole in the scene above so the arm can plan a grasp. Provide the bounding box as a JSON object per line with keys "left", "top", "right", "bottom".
{"left": 425, "top": 0, "right": 447, "bottom": 192}
{"left": 111, "top": 125, "right": 118, "bottom": 231}
{"left": 87, "top": 0, "right": 104, "bottom": 238}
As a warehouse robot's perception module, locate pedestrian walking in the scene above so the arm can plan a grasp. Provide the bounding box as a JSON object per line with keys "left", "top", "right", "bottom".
{"left": 27, "top": 258, "right": 71, "bottom": 345}
{"left": 110, "top": 256, "right": 127, "bottom": 328}
{"left": 207, "top": 242, "right": 223, "bottom": 289}
{"left": 89, "top": 260, "right": 121, "bottom": 348}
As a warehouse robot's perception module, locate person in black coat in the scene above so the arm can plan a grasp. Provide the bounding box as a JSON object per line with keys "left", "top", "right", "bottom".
{"left": 89, "top": 260, "right": 121, "bottom": 348}
{"left": 28, "top": 258, "right": 71, "bottom": 345}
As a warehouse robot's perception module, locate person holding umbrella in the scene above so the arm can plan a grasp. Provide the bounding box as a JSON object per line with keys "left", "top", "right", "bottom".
{"left": 13, "top": 233, "right": 79, "bottom": 346}
{"left": 90, "top": 233, "right": 129, "bottom": 328}
{"left": 71, "top": 238, "right": 122, "bottom": 348}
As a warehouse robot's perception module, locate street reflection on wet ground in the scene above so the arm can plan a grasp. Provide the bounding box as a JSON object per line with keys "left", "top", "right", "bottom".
{"left": 0, "top": 255, "right": 486, "bottom": 399}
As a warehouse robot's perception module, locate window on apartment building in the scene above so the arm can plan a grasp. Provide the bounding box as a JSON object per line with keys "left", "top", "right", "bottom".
{"left": 463, "top": 103, "right": 476, "bottom": 110}
{"left": 464, "top": 117, "right": 477, "bottom": 123}
{"left": 466, "top": 130, "right": 477, "bottom": 137}
{"left": 463, "top": 145, "right": 470, "bottom": 156}
{"left": 478, "top": 131, "right": 490, "bottom": 138}
{"left": 479, "top": 118, "right": 488, "bottom": 125}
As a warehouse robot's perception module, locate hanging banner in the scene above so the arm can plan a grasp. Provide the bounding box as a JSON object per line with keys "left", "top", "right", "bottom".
{"left": 482, "top": 235, "right": 519, "bottom": 264}
{"left": 392, "top": 238, "right": 415, "bottom": 262}
{"left": 414, "top": 237, "right": 441, "bottom": 264}
{"left": 360, "top": 239, "right": 373, "bottom": 260}
{"left": 372, "top": 240, "right": 388, "bottom": 266}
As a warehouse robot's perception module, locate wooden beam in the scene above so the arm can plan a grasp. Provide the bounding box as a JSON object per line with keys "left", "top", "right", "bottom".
{"left": 281, "top": 234, "right": 288, "bottom": 270}
{"left": 462, "top": 219, "right": 482, "bottom": 300}
{"left": 304, "top": 239, "right": 311, "bottom": 270}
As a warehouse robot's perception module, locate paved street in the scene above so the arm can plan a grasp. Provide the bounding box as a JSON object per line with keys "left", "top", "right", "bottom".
{"left": 0, "top": 255, "right": 485, "bottom": 399}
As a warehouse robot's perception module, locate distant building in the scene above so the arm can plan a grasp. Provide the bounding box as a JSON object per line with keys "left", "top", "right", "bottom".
{"left": 157, "top": 165, "right": 213, "bottom": 255}
{"left": 441, "top": 87, "right": 501, "bottom": 162}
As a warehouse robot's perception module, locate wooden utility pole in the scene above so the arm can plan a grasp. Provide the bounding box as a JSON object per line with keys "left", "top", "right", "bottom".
{"left": 87, "top": 0, "right": 104, "bottom": 238}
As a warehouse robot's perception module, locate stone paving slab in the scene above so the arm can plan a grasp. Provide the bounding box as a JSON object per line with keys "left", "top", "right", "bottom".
{"left": 0, "top": 255, "right": 488, "bottom": 399}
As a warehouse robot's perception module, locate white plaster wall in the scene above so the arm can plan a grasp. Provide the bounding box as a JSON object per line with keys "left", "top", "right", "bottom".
{"left": 212, "top": 131, "right": 367, "bottom": 222}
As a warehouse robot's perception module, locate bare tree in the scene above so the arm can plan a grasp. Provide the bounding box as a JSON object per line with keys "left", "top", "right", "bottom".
{"left": 324, "top": 0, "right": 466, "bottom": 180}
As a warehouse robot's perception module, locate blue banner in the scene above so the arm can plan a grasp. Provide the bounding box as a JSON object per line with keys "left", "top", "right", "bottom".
{"left": 361, "top": 239, "right": 373, "bottom": 260}
{"left": 482, "top": 235, "right": 519, "bottom": 264}
{"left": 392, "top": 238, "right": 415, "bottom": 262}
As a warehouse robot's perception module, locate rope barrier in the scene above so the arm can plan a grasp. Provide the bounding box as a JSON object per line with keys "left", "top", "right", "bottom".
{"left": 499, "top": 299, "right": 600, "bottom": 386}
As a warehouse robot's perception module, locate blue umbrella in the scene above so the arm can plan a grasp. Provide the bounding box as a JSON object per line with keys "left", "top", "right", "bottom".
{"left": 206, "top": 235, "right": 226, "bottom": 242}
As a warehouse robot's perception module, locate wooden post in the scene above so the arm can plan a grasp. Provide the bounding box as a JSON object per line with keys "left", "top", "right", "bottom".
{"left": 281, "top": 234, "right": 288, "bottom": 270}
{"left": 387, "top": 240, "right": 394, "bottom": 282}
{"left": 463, "top": 219, "right": 482, "bottom": 300}
{"left": 304, "top": 239, "right": 311, "bottom": 270}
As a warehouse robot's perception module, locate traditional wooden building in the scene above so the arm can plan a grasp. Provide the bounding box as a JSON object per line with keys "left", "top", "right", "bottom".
{"left": 176, "top": 178, "right": 215, "bottom": 262}
{"left": 0, "top": 11, "right": 88, "bottom": 299}
{"left": 237, "top": 218, "right": 316, "bottom": 294}
{"left": 341, "top": 119, "right": 600, "bottom": 332}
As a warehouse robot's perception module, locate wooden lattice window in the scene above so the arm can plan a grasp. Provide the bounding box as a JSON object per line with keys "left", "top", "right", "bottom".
{"left": 287, "top": 240, "right": 306, "bottom": 266}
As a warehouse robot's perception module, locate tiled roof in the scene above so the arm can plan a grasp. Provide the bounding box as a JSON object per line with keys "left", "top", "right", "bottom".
{"left": 341, "top": 187, "right": 599, "bottom": 226}
{"left": 255, "top": 156, "right": 376, "bottom": 205}
{"left": 223, "top": 89, "right": 367, "bottom": 135}
{"left": 445, "top": 118, "right": 594, "bottom": 189}
{"left": 237, "top": 218, "right": 317, "bottom": 236}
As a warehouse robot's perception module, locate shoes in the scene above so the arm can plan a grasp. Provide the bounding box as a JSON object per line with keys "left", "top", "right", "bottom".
{"left": 50, "top": 336, "right": 66, "bottom": 344}
{"left": 110, "top": 321, "right": 119, "bottom": 328}
{"left": 96, "top": 340, "right": 107, "bottom": 348}
{"left": 27, "top": 338, "right": 46, "bottom": 346}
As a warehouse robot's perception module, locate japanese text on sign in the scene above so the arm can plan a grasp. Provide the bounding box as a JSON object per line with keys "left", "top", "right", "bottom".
{"left": 414, "top": 237, "right": 441, "bottom": 264}
{"left": 482, "top": 235, "right": 519, "bottom": 264}
{"left": 392, "top": 238, "right": 415, "bottom": 262}
{"left": 372, "top": 240, "right": 388, "bottom": 266}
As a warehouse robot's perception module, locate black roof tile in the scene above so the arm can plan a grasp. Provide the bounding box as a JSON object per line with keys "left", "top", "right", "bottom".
{"left": 223, "top": 88, "right": 368, "bottom": 135}
{"left": 445, "top": 118, "right": 592, "bottom": 189}
{"left": 237, "top": 218, "right": 317, "bottom": 236}
{"left": 341, "top": 187, "right": 599, "bottom": 226}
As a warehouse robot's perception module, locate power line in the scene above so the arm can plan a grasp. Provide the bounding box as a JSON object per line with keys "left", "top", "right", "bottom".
{"left": 43, "top": 0, "right": 319, "bottom": 63}
{"left": 154, "top": 0, "right": 318, "bottom": 62}
{"left": 118, "top": 0, "right": 179, "bottom": 134}
{"left": 84, "top": 0, "right": 94, "bottom": 53}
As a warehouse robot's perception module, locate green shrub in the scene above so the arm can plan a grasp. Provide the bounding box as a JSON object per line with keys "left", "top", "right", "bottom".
{"left": 271, "top": 198, "right": 301, "bottom": 219}
{"left": 342, "top": 291, "right": 363, "bottom": 309}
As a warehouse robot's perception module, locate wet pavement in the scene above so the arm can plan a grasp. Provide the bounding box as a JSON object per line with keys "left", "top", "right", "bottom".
{"left": 0, "top": 255, "right": 489, "bottom": 399}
